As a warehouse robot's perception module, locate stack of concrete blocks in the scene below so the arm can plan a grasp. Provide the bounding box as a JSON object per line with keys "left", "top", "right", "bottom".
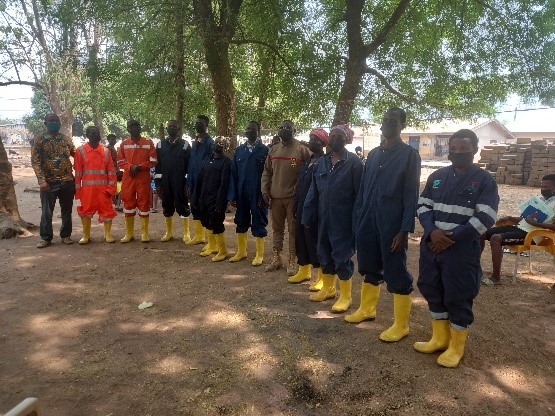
{"left": 526, "top": 141, "right": 555, "bottom": 187}
{"left": 479, "top": 139, "right": 552, "bottom": 186}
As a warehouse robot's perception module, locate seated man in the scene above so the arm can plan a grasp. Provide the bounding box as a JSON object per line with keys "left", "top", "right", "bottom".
{"left": 481, "top": 174, "right": 555, "bottom": 284}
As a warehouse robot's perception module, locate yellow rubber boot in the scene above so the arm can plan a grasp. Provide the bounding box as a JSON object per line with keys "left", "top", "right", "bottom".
{"left": 309, "top": 268, "right": 324, "bottom": 291}
{"left": 120, "top": 216, "right": 135, "bottom": 243}
{"left": 200, "top": 230, "right": 217, "bottom": 256}
{"left": 140, "top": 216, "right": 150, "bottom": 242}
{"left": 288, "top": 264, "right": 312, "bottom": 283}
{"left": 181, "top": 217, "right": 191, "bottom": 243}
{"left": 437, "top": 327, "right": 469, "bottom": 368}
{"left": 309, "top": 273, "right": 337, "bottom": 302}
{"left": 413, "top": 319, "right": 451, "bottom": 353}
{"left": 79, "top": 217, "right": 92, "bottom": 245}
{"left": 104, "top": 221, "right": 115, "bottom": 243}
{"left": 331, "top": 278, "right": 352, "bottom": 312}
{"left": 252, "top": 237, "right": 265, "bottom": 266}
{"left": 345, "top": 283, "right": 380, "bottom": 323}
{"left": 379, "top": 294, "right": 411, "bottom": 342}
{"left": 212, "top": 233, "right": 228, "bottom": 262}
{"left": 161, "top": 216, "right": 174, "bottom": 242}
{"left": 187, "top": 220, "right": 205, "bottom": 245}
{"left": 229, "top": 232, "right": 248, "bottom": 262}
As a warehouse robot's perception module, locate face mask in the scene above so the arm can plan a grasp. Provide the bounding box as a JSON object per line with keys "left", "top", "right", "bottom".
{"left": 195, "top": 123, "right": 206, "bottom": 134}
{"left": 308, "top": 142, "right": 323, "bottom": 153}
{"left": 541, "top": 189, "right": 554, "bottom": 199}
{"left": 328, "top": 138, "right": 345, "bottom": 152}
{"left": 448, "top": 152, "right": 474, "bottom": 168}
{"left": 46, "top": 122, "right": 61, "bottom": 133}
{"left": 245, "top": 130, "right": 258, "bottom": 142}
{"left": 167, "top": 127, "right": 178, "bottom": 137}
{"left": 279, "top": 129, "right": 293, "bottom": 141}
{"left": 212, "top": 144, "right": 224, "bottom": 154}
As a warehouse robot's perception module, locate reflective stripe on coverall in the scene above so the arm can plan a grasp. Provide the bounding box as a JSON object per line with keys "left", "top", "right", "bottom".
{"left": 117, "top": 137, "right": 157, "bottom": 217}
{"left": 74, "top": 143, "right": 117, "bottom": 222}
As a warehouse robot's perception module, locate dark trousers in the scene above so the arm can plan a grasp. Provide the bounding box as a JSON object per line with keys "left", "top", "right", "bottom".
{"left": 200, "top": 208, "right": 226, "bottom": 234}
{"left": 161, "top": 180, "right": 190, "bottom": 218}
{"left": 295, "top": 216, "right": 319, "bottom": 267}
{"left": 40, "top": 180, "right": 75, "bottom": 241}
{"left": 417, "top": 239, "right": 481, "bottom": 328}
{"left": 234, "top": 194, "right": 268, "bottom": 237}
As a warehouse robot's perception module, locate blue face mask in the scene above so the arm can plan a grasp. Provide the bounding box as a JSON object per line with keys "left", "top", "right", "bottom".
{"left": 46, "top": 121, "right": 61, "bottom": 133}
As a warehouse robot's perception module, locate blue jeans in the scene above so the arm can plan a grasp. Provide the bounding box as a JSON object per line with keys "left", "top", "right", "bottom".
{"left": 39, "top": 180, "right": 75, "bottom": 241}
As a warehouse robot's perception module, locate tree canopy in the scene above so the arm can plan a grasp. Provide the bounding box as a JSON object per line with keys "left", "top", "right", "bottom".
{"left": 1, "top": 0, "right": 554, "bottom": 138}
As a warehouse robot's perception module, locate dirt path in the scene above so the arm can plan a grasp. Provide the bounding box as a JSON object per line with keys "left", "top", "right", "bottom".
{"left": 1, "top": 155, "right": 554, "bottom": 415}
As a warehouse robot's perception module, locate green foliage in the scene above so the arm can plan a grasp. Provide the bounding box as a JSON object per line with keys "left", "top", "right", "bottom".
{"left": 22, "top": 88, "right": 50, "bottom": 136}
{"left": 3, "top": 0, "right": 554, "bottom": 136}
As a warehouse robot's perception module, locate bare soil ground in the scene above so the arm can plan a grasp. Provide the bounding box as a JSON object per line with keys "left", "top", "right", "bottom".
{"left": 1, "top": 149, "right": 554, "bottom": 416}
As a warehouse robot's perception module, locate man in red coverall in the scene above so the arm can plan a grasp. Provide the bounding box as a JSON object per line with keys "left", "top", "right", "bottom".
{"left": 74, "top": 126, "right": 117, "bottom": 244}
{"left": 117, "top": 119, "right": 157, "bottom": 242}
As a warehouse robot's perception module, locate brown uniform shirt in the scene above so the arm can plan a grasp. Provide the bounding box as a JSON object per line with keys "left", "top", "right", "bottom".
{"left": 261, "top": 139, "right": 310, "bottom": 199}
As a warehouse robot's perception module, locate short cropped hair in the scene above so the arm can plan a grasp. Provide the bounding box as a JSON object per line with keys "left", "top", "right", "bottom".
{"left": 248, "top": 120, "right": 261, "bottom": 131}
{"left": 388, "top": 107, "right": 406, "bottom": 124}
{"left": 449, "top": 129, "right": 478, "bottom": 149}
{"left": 197, "top": 115, "right": 209, "bottom": 126}
{"left": 85, "top": 125, "right": 99, "bottom": 137}
{"left": 543, "top": 174, "right": 555, "bottom": 182}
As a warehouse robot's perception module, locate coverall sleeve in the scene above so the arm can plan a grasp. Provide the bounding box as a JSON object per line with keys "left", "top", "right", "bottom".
{"left": 191, "top": 164, "right": 204, "bottom": 208}
{"left": 117, "top": 143, "right": 130, "bottom": 172}
{"left": 351, "top": 158, "right": 364, "bottom": 200}
{"left": 451, "top": 176, "right": 499, "bottom": 242}
{"left": 261, "top": 148, "right": 273, "bottom": 195}
{"left": 417, "top": 175, "right": 437, "bottom": 242}
{"left": 154, "top": 143, "right": 162, "bottom": 188}
{"left": 31, "top": 135, "right": 46, "bottom": 184}
{"left": 139, "top": 140, "right": 157, "bottom": 170}
{"left": 73, "top": 147, "right": 83, "bottom": 199}
{"left": 293, "top": 166, "right": 303, "bottom": 215}
{"left": 400, "top": 150, "right": 421, "bottom": 233}
{"left": 183, "top": 143, "right": 191, "bottom": 182}
{"left": 106, "top": 152, "right": 117, "bottom": 196}
{"left": 301, "top": 174, "right": 319, "bottom": 226}
{"left": 227, "top": 153, "right": 238, "bottom": 202}
{"left": 218, "top": 158, "right": 232, "bottom": 211}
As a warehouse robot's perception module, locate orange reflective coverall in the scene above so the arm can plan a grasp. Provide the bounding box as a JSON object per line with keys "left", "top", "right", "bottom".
{"left": 117, "top": 137, "right": 157, "bottom": 217}
{"left": 74, "top": 143, "right": 117, "bottom": 222}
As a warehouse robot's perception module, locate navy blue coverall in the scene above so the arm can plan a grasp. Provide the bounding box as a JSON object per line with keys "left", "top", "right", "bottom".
{"left": 227, "top": 140, "right": 269, "bottom": 237}
{"left": 187, "top": 133, "right": 214, "bottom": 220}
{"left": 417, "top": 165, "right": 498, "bottom": 328}
{"left": 154, "top": 138, "right": 191, "bottom": 218}
{"left": 355, "top": 141, "right": 421, "bottom": 294}
{"left": 294, "top": 155, "right": 323, "bottom": 267}
{"left": 191, "top": 154, "right": 232, "bottom": 235}
{"left": 302, "top": 151, "right": 363, "bottom": 280}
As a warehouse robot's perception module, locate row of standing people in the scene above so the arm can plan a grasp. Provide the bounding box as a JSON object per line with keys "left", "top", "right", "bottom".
{"left": 32, "top": 109, "right": 500, "bottom": 368}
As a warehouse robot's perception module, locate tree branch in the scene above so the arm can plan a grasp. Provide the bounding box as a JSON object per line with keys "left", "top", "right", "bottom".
{"left": 364, "top": 66, "right": 415, "bottom": 103}
{"left": 230, "top": 38, "right": 296, "bottom": 74}
{"left": 364, "top": 0, "right": 412, "bottom": 55}
{"left": 0, "top": 80, "right": 44, "bottom": 88}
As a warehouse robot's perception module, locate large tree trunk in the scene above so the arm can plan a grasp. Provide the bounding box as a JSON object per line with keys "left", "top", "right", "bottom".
{"left": 332, "top": 0, "right": 411, "bottom": 125}
{"left": 0, "top": 141, "right": 34, "bottom": 238}
{"left": 193, "top": 0, "right": 243, "bottom": 149}
{"left": 332, "top": 0, "right": 367, "bottom": 125}
{"left": 204, "top": 39, "right": 237, "bottom": 147}
{"left": 174, "top": 5, "right": 186, "bottom": 136}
